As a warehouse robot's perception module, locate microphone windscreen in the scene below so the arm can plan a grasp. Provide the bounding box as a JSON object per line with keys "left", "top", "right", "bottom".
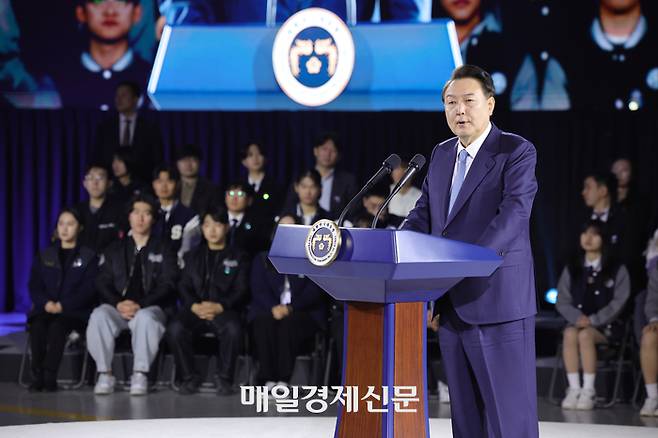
{"left": 409, "top": 153, "right": 426, "bottom": 170}
{"left": 383, "top": 153, "right": 401, "bottom": 170}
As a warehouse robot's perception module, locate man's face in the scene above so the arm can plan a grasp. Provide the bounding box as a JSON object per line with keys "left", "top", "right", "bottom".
{"left": 601, "top": 0, "right": 641, "bottom": 14}
{"left": 611, "top": 159, "right": 631, "bottom": 188}
{"left": 313, "top": 140, "right": 339, "bottom": 169}
{"left": 202, "top": 215, "right": 228, "bottom": 246}
{"left": 115, "top": 84, "right": 139, "bottom": 114}
{"left": 440, "top": 0, "right": 481, "bottom": 23}
{"left": 83, "top": 167, "right": 110, "bottom": 199}
{"left": 225, "top": 188, "right": 251, "bottom": 213}
{"left": 444, "top": 78, "right": 494, "bottom": 146}
{"left": 363, "top": 195, "right": 386, "bottom": 216}
{"left": 176, "top": 156, "right": 200, "bottom": 179}
{"left": 129, "top": 201, "right": 154, "bottom": 235}
{"left": 581, "top": 177, "right": 608, "bottom": 207}
{"left": 152, "top": 171, "right": 177, "bottom": 201}
{"left": 242, "top": 144, "right": 265, "bottom": 172}
{"left": 391, "top": 166, "right": 408, "bottom": 184}
{"left": 76, "top": 0, "right": 142, "bottom": 43}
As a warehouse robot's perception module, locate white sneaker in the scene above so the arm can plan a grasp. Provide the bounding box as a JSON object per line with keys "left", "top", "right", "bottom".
{"left": 561, "top": 387, "right": 580, "bottom": 409}
{"left": 438, "top": 381, "right": 450, "bottom": 404}
{"left": 639, "top": 397, "right": 658, "bottom": 416}
{"left": 94, "top": 373, "right": 116, "bottom": 395}
{"left": 130, "top": 372, "right": 148, "bottom": 396}
{"left": 576, "top": 388, "right": 596, "bottom": 410}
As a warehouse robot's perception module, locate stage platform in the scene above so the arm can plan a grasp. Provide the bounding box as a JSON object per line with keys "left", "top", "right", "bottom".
{"left": 0, "top": 417, "right": 657, "bottom": 438}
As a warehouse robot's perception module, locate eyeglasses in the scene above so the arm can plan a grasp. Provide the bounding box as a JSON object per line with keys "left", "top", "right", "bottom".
{"left": 226, "top": 190, "right": 246, "bottom": 198}
{"left": 84, "top": 175, "right": 106, "bottom": 182}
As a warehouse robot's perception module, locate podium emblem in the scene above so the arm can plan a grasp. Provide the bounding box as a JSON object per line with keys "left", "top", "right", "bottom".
{"left": 305, "top": 219, "right": 342, "bottom": 267}
{"left": 272, "top": 8, "right": 355, "bottom": 107}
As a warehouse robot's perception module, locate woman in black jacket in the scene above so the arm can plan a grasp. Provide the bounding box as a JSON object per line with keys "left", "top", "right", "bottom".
{"left": 248, "top": 216, "right": 328, "bottom": 387}
{"left": 27, "top": 207, "right": 99, "bottom": 391}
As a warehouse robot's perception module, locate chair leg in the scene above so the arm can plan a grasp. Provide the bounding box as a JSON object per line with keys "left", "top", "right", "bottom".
{"left": 602, "top": 333, "right": 630, "bottom": 408}
{"left": 18, "top": 334, "right": 31, "bottom": 388}
{"left": 72, "top": 350, "right": 90, "bottom": 389}
{"left": 548, "top": 342, "right": 564, "bottom": 406}
{"left": 632, "top": 372, "right": 644, "bottom": 409}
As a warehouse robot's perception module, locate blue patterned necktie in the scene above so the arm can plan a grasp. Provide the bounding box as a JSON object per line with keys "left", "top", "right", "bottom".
{"left": 449, "top": 148, "right": 469, "bottom": 214}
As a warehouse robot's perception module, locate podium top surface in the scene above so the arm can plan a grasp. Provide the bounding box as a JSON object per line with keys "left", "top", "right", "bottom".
{"left": 269, "top": 225, "right": 501, "bottom": 282}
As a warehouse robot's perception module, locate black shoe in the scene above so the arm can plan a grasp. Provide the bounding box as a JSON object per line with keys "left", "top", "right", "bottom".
{"left": 178, "top": 375, "right": 201, "bottom": 395}
{"left": 216, "top": 378, "right": 235, "bottom": 396}
{"left": 28, "top": 378, "right": 44, "bottom": 393}
{"left": 43, "top": 371, "right": 57, "bottom": 392}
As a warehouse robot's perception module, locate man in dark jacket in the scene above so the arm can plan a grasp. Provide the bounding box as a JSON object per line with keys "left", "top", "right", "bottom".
{"left": 175, "top": 144, "right": 219, "bottom": 216}
{"left": 87, "top": 193, "right": 178, "bottom": 396}
{"left": 75, "top": 163, "right": 124, "bottom": 253}
{"left": 167, "top": 206, "right": 250, "bottom": 395}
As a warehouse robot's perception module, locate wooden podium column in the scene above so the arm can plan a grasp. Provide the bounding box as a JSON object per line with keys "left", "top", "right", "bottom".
{"left": 335, "top": 302, "right": 428, "bottom": 438}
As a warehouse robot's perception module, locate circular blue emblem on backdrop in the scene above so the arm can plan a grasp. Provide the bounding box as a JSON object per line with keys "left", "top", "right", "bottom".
{"left": 290, "top": 27, "right": 337, "bottom": 88}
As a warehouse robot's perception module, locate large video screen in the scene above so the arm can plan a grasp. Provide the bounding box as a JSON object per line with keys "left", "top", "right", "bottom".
{"left": 1, "top": 0, "right": 656, "bottom": 111}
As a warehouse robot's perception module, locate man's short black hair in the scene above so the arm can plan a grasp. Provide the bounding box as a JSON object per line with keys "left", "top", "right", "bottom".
{"left": 584, "top": 171, "right": 618, "bottom": 202}
{"left": 117, "top": 80, "right": 141, "bottom": 98}
{"left": 127, "top": 192, "right": 159, "bottom": 218}
{"left": 442, "top": 65, "right": 495, "bottom": 101}
{"left": 364, "top": 182, "right": 390, "bottom": 200}
{"left": 313, "top": 131, "right": 341, "bottom": 153}
{"left": 225, "top": 181, "right": 255, "bottom": 198}
{"left": 152, "top": 164, "right": 180, "bottom": 182}
{"left": 84, "top": 162, "right": 110, "bottom": 177}
{"left": 239, "top": 141, "right": 267, "bottom": 161}
{"left": 175, "top": 144, "right": 203, "bottom": 161}
{"left": 202, "top": 205, "right": 229, "bottom": 225}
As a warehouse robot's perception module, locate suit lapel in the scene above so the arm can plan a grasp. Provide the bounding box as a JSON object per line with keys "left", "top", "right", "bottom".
{"left": 435, "top": 144, "right": 457, "bottom": 230}
{"left": 445, "top": 126, "right": 499, "bottom": 227}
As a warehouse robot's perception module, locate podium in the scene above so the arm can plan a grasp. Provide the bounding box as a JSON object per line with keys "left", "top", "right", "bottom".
{"left": 268, "top": 225, "right": 502, "bottom": 437}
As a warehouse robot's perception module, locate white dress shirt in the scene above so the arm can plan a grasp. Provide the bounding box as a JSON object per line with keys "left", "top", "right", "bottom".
{"left": 228, "top": 212, "right": 245, "bottom": 228}
{"left": 318, "top": 169, "right": 335, "bottom": 212}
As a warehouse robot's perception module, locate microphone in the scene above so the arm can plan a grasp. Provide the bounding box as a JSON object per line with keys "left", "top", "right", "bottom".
{"left": 337, "top": 154, "right": 401, "bottom": 227}
{"left": 371, "top": 153, "right": 426, "bottom": 229}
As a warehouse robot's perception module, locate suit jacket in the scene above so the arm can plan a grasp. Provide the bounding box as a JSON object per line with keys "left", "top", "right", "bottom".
{"left": 28, "top": 244, "right": 98, "bottom": 321}
{"left": 185, "top": 177, "right": 219, "bottom": 217}
{"left": 282, "top": 169, "right": 357, "bottom": 219}
{"left": 403, "top": 124, "right": 538, "bottom": 325}
{"left": 93, "top": 114, "right": 163, "bottom": 182}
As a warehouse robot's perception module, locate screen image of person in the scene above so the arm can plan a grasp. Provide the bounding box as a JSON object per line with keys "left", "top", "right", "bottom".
{"left": 432, "top": 0, "right": 540, "bottom": 110}
{"left": 402, "top": 64, "right": 538, "bottom": 437}
{"left": 47, "top": 0, "right": 153, "bottom": 110}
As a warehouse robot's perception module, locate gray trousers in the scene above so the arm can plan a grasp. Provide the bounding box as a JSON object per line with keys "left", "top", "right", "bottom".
{"left": 86, "top": 304, "right": 166, "bottom": 373}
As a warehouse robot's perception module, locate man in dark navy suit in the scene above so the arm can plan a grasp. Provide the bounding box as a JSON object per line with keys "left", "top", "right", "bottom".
{"left": 403, "top": 64, "right": 538, "bottom": 438}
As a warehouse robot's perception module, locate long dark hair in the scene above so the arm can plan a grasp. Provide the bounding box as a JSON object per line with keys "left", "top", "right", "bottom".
{"left": 567, "top": 219, "right": 616, "bottom": 279}
{"left": 52, "top": 206, "right": 83, "bottom": 243}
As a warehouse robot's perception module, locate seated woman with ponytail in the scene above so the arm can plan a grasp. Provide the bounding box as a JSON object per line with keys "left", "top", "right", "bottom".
{"left": 556, "top": 220, "right": 630, "bottom": 410}
{"left": 27, "top": 207, "right": 99, "bottom": 392}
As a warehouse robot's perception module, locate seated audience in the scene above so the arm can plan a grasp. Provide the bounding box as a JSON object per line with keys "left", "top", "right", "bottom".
{"left": 282, "top": 132, "right": 357, "bottom": 219}
{"left": 279, "top": 169, "right": 330, "bottom": 226}
{"left": 151, "top": 165, "right": 201, "bottom": 260}
{"left": 87, "top": 194, "right": 178, "bottom": 396}
{"left": 108, "top": 147, "right": 145, "bottom": 208}
{"left": 167, "top": 206, "right": 250, "bottom": 396}
{"left": 640, "top": 263, "right": 658, "bottom": 416}
{"left": 556, "top": 220, "right": 630, "bottom": 410}
{"left": 388, "top": 160, "right": 422, "bottom": 218}
{"left": 75, "top": 163, "right": 123, "bottom": 252}
{"left": 248, "top": 215, "right": 327, "bottom": 388}
{"left": 27, "top": 207, "right": 99, "bottom": 392}
{"left": 349, "top": 183, "right": 403, "bottom": 229}
{"left": 239, "top": 141, "right": 282, "bottom": 234}
{"left": 175, "top": 144, "right": 219, "bottom": 216}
